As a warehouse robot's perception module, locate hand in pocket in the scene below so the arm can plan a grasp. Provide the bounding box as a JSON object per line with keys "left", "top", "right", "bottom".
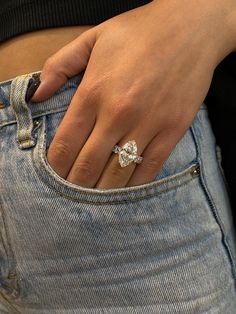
{"left": 31, "top": 0, "right": 234, "bottom": 189}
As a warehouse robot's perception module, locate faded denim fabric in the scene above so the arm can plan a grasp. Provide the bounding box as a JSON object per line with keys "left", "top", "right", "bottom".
{"left": 0, "top": 71, "right": 236, "bottom": 313}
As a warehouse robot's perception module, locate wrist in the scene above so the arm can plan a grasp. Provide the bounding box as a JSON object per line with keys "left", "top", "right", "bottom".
{"left": 221, "top": 1, "right": 236, "bottom": 54}
{"left": 193, "top": 0, "right": 236, "bottom": 62}
{"left": 150, "top": 0, "right": 236, "bottom": 65}
{"left": 210, "top": 0, "right": 236, "bottom": 60}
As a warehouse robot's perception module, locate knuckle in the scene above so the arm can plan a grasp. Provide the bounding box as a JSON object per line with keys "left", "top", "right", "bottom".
{"left": 77, "top": 83, "right": 99, "bottom": 106}
{"left": 159, "top": 115, "right": 176, "bottom": 132}
{"left": 43, "top": 58, "right": 64, "bottom": 80}
{"left": 109, "top": 160, "right": 132, "bottom": 180}
{"left": 44, "top": 56, "right": 55, "bottom": 70}
{"left": 145, "top": 157, "right": 161, "bottom": 171}
{"left": 109, "top": 96, "right": 135, "bottom": 123}
{"left": 51, "top": 139, "right": 71, "bottom": 158}
{"left": 73, "top": 159, "right": 94, "bottom": 180}
{"left": 113, "top": 96, "right": 133, "bottom": 115}
{"left": 164, "top": 111, "right": 187, "bottom": 134}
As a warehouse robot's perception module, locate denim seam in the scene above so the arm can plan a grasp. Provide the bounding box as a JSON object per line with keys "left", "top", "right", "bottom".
{"left": 215, "top": 145, "right": 232, "bottom": 199}
{"left": 33, "top": 165, "right": 199, "bottom": 205}
{"left": 0, "top": 210, "right": 10, "bottom": 279}
{"left": 10, "top": 75, "right": 37, "bottom": 149}
{"left": 190, "top": 120, "right": 236, "bottom": 284}
{"left": 0, "top": 204, "right": 21, "bottom": 302}
{"left": 0, "top": 294, "right": 21, "bottom": 314}
{"left": 32, "top": 117, "right": 201, "bottom": 204}
{"left": 0, "top": 82, "right": 74, "bottom": 109}
{"left": 0, "top": 106, "right": 68, "bottom": 127}
{"left": 42, "top": 156, "right": 198, "bottom": 198}
{"left": 29, "top": 115, "right": 201, "bottom": 204}
{"left": 0, "top": 106, "right": 208, "bottom": 127}
{"left": 0, "top": 126, "right": 17, "bottom": 278}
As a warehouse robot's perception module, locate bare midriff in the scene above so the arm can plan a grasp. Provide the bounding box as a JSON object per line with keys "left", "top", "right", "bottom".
{"left": 0, "top": 25, "right": 95, "bottom": 82}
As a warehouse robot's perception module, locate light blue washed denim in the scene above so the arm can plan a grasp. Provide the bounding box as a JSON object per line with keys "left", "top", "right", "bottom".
{"left": 0, "top": 71, "right": 236, "bottom": 314}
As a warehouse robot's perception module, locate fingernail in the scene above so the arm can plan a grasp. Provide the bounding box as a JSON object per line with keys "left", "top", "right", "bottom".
{"left": 25, "top": 75, "right": 41, "bottom": 102}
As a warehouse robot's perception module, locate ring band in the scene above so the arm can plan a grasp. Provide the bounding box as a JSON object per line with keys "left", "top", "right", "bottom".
{"left": 112, "top": 140, "right": 143, "bottom": 168}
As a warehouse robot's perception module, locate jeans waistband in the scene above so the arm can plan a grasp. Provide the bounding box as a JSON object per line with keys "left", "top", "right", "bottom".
{"left": 0, "top": 70, "right": 84, "bottom": 128}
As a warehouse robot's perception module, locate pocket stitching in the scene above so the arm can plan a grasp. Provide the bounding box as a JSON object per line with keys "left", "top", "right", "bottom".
{"left": 32, "top": 116, "right": 200, "bottom": 204}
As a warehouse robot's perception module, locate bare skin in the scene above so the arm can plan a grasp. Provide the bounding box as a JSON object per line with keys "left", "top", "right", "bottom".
{"left": 0, "top": 25, "right": 95, "bottom": 81}
{"left": 3, "top": 0, "right": 236, "bottom": 189}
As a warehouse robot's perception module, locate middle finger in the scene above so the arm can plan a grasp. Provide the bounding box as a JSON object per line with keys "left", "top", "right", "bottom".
{"left": 65, "top": 121, "right": 126, "bottom": 188}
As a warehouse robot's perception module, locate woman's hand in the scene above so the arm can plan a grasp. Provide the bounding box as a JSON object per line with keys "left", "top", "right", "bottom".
{"left": 31, "top": 0, "right": 236, "bottom": 189}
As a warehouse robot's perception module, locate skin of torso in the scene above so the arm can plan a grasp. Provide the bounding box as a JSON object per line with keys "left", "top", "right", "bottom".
{"left": 0, "top": 25, "right": 95, "bottom": 82}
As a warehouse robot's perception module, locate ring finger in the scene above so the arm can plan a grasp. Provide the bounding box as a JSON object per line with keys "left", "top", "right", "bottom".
{"left": 95, "top": 129, "right": 155, "bottom": 189}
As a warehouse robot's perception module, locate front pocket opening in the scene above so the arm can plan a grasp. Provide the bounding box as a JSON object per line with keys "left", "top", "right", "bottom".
{"left": 31, "top": 115, "right": 200, "bottom": 204}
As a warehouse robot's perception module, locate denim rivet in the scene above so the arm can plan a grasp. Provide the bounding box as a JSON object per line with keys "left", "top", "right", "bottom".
{"left": 0, "top": 102, "right": 5, "bottom": 109}
{"left": 33, "top": 120, "right": 40, "bottom": 126}
{"left": 33, "top": 120, "right": 42, "bottom": 132}
{"left": 191, "top": 166, "right": 200, "bottom": 177}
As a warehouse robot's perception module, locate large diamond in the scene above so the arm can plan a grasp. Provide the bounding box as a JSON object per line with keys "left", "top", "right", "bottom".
{"left": 123, "top": 141, "right": 137, "bottom": 154}
{"left": 118, "top": 141, "right": 138, "bottom": 167}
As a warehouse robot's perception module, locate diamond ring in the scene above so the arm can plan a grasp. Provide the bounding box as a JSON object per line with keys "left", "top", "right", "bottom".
{"left": 112, "top": 140, "right": 143, "bottom": 168}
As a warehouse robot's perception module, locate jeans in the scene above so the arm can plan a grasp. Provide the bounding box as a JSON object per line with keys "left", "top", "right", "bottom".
{"left": 0, "top": 71, "right": 236, "bottom": 313}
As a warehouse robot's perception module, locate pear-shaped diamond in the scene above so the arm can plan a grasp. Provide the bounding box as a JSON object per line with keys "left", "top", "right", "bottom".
{"left": 122, "top": 140, "right": 137, "bottom": 154}
{"left": 118, "top": 140, "right": 138, "bottom": 167}
{"left": 118, "top": 151, "right": 132, "bottom": 167}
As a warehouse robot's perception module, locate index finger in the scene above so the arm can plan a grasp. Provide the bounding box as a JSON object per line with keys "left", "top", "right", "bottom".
{"left": 31, "top": 28, "right": 97, "bottom": 102}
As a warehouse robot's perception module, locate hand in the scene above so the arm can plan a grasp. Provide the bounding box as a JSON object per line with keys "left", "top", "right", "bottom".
{"left": 31, "top": 0, "right": 236, "bottom": 189}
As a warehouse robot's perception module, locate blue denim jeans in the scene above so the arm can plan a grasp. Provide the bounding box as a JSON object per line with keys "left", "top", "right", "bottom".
{"left": 0, "top": 71, "right": 236, "bottom": 313}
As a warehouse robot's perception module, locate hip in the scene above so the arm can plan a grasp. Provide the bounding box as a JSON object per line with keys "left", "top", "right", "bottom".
{"left": 0, "top": 25, "right": 95, "bottom": 82}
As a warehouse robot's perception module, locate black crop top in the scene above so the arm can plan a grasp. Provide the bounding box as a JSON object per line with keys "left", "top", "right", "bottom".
{"left": 0, "top": 0, "right": 151, "bottom": 43}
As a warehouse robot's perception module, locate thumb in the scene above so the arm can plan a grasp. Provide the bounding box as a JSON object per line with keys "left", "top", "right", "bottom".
{"left": 31, "top": 27, "right": 98, "bottom": 102}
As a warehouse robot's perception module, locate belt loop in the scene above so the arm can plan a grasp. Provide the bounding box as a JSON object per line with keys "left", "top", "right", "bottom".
{"left": 10, "top": 74, "right": 36, "bottom": 149}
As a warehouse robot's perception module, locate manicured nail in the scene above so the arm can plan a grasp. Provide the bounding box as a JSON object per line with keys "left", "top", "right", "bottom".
{"left": 25, "top": 75, "right": 41, "bottom": 102}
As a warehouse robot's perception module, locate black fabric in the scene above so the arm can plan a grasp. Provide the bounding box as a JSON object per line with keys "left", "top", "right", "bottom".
{"left": 0, "top": 0, "right": 151, "bottom": 42}
{"left": 204, "top": 52, "right": 236, "bottom": 222}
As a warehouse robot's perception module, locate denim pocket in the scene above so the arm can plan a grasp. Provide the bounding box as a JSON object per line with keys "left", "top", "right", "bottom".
{"left": 2, "top": 100, "right": 236, "bottom": 311}
{"left": 32, "top": 109, "right": 200, "bottom": 204}
{"left": 2, "top": 74, "right": 236, "bottom": 311}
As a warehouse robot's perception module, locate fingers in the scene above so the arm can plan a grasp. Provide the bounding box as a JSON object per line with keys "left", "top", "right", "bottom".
{"left": 95, "top": 131, "right": 177, "bottom": 189}
{"left": 49, "top": 107, "right": 178, "bottom": 190}
{"left": 61, "top": 117, "right": 153, "bottom": 189}
{"left": 94, "top": 130, "right": 154, "bottom": 189}
{"left": 31, "top": 27, "right": 98, "bottom": 102}
{"left": 46, "top": 88, "right": 97, "bottom": 179}
{"left": 66, "top": 125, "right": 122, "bottom": 188}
